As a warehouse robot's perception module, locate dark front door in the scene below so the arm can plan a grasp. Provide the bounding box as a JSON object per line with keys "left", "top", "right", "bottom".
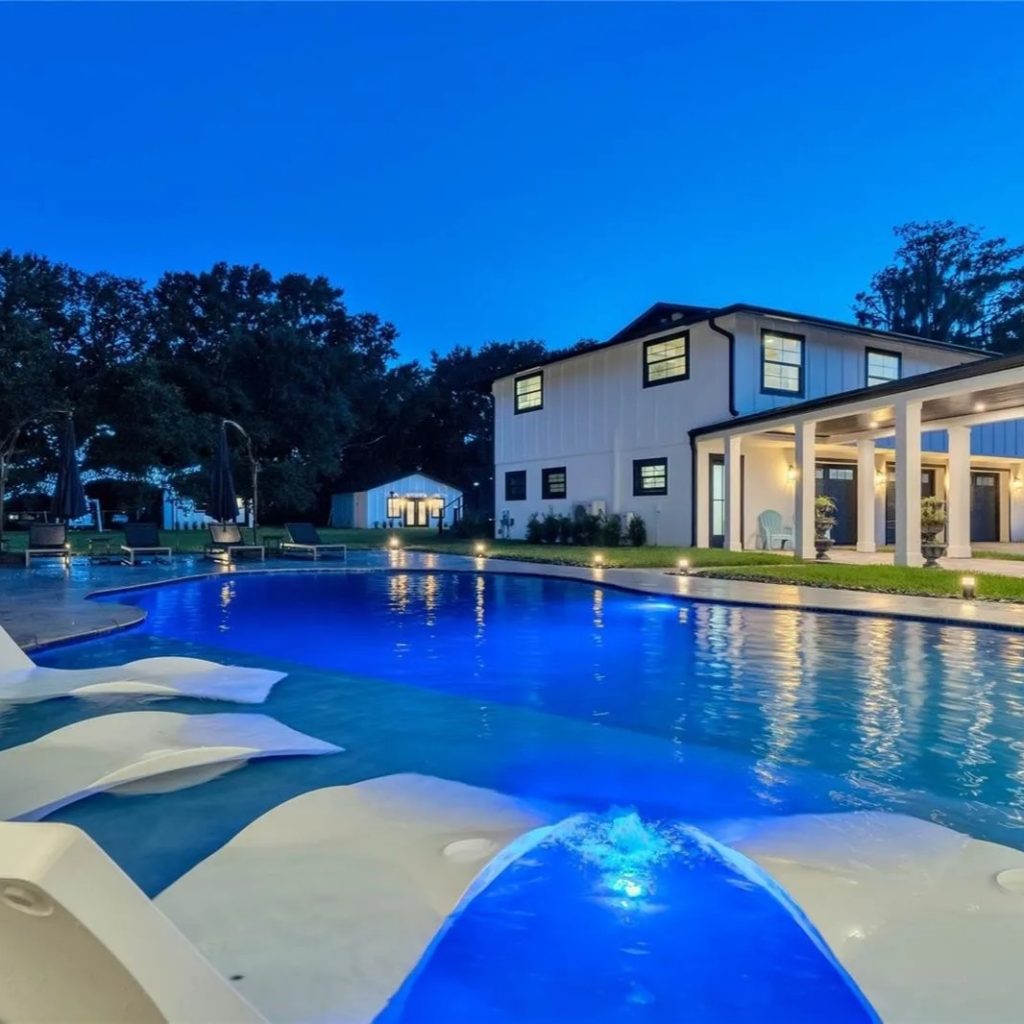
{"left": 885, "top": 468, "right": 937, "bottom": 546}
{"left": 970, "top": 472, "right": 1000, "bottom": 542}
{"left": 815, "top": 464, "right": 857, "bottom": 545}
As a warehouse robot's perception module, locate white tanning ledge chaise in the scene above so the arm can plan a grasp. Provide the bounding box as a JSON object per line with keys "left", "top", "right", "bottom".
{"left": 0, "top": 774, "right": 554, "bottom": 1024}
{"left": 0, "top": 624, "right": 287, "bottom": 704}
{"left": 0, "top": 711, "right": 342, "bottom": 822}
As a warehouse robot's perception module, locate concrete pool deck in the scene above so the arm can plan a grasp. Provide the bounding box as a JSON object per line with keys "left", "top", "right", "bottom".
{"left": 4, "top": 547, "right": 1024, "bottom": 651}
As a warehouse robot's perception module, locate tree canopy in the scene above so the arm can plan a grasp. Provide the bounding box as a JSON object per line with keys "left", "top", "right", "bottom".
{"left": 854, "top": 221, "right": 1024, "bottom": 352}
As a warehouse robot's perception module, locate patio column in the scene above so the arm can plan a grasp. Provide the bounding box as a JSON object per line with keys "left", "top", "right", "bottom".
{"left": 894, "top": 398, "right": 923, "bottom": 567}
{"left": 856, "top": 438, "right": 877, "bottom": 553}
{"left": 793, "top": 419, "right": 816, "bottom": 560}
{"left": 946, "top": 425, "right": 972, "bottom": 558}
{"left": 724, "top": 434, "right": 743, "bottom": 550}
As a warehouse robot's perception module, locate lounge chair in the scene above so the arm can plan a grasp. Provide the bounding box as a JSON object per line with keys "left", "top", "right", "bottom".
{"left": 205, "top": 523, "right": 264, "bottom": 562}
{"left": 0, "top": 623, "right": 287, "bottom": 704}
{"left": 0, "top": 774, "right": 551, "bottom": 1024}
{"left": 120, "top": 522, "right": 172, "bottom": 565}
{"left": 757, "top": 509, "right": 794, "bottom": 550}
{"left": 24, "top": 523, "right": 70, "bottom": 567}
{"left": 0, "top": 711, "right": 340, "bottom": 821}
{"left": 281, "top": 522, "right": 347, "bottom": 560}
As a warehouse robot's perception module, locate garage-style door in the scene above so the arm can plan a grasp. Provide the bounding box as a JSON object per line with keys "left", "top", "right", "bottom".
{"left": 815, "top": 464, "right": 857, "bottom": 545}
{"left": 970, "top": 472, "right": 1000, "bottom": 542}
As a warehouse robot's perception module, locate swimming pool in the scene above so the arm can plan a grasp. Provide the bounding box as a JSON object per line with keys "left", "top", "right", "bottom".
{"left": 10, "top": 568, "right": 1024, "bottom": 1018}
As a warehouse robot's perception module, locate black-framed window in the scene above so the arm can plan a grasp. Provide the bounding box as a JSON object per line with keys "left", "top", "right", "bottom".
{"left": 761, "top": 330, "right": 805, "bottom": 396}
{"left": 504, "top": 470, "right": 526, "bottom": 501}
{"left": 541, "top": 466, "right": 567, "bottom": 499}
{"left": 643, "top": 331, "right": 689, "bottom": 387}
{"left": 633, "top": 457, "right": 668, "bottom": 496}
{"left": 514, "top": 372, "right": 543, "bottom": 413}
{"left": 866, "top": 348, "right": 901, "bottom": 387}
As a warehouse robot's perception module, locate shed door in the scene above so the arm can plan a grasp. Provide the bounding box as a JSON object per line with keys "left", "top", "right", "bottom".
{"left": 970, "top": 473, "right": 999, "bottom": 542}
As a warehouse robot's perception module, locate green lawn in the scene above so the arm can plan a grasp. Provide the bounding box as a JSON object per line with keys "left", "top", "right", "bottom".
{"left": 700, "top": 562, "right": 1024, "bottom": 602}
{"left": 0, "top": 526, "right": 791, "bottom": 570}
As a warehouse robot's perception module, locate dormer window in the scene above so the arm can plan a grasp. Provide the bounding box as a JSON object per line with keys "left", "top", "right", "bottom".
{"left": 761, "top": 330, "right": 805, "bottom": 396}
{"left": 643, "top": 332, "right": 689, "bottom": 387}
{"left": 866, "top": 348, "right": 901, "bottom": 387}
{"left": 514, "top": 371, "right": 543, "bottom": 413}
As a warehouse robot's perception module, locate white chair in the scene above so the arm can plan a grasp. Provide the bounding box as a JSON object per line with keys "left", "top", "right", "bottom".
{"left": 757, "top": 510, "right": 794, "bottom": 550}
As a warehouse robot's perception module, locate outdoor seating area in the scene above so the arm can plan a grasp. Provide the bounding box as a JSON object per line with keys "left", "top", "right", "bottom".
{"left": 282, "top": 522, "right": 347, "bottom": 560}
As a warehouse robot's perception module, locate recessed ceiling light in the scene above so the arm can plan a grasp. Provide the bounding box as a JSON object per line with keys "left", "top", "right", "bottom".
{"left": 974, "top": 401, "right": 987, "bottom": 412}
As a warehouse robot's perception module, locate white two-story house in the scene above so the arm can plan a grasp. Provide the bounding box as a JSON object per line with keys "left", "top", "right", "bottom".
{"left": 492, "top": 302, "right": 1024, "bottom": 560}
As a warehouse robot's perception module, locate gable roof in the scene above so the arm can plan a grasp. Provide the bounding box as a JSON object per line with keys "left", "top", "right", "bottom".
{"left": 493, "top": 301, "right": 986, "bottom": 384}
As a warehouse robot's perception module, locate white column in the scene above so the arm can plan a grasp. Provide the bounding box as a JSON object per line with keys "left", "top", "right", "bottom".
{"left": 946, "top": 425, "right": 972, "bottom": 558}
{"left": 856, "top": 438, "right": 877, "bottom": 553}
{"left": 724, "top": 434, "right": 743, "bottom": 550}
{"left": 694, "top": 441, "right": 711, "bottom": 547}
{"left": 793, "top": 420, "right": 816, "bottom": 560}
{"left": 894, "top": 399, "right": 923, "bottom": 567}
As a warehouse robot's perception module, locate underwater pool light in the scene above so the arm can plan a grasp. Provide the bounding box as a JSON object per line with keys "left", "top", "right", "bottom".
{"left": 609, "top": 875, "right": 645, "bottom": 899}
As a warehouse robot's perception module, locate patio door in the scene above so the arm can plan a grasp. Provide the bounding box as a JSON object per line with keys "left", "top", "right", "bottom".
{"left": 708, "top": 453, "right": 743, "bottom": 548}
{"left": 403, "top": 497, "right": 429, "bottom": 527}
{"left": 970, "top": 472, "right": 1000, "bottom": 542}
{"left": 885, "top": 468, "right": 937, "bottom": 545}
{"left": 815, "top": 464, "right": 857, "bottom": 545}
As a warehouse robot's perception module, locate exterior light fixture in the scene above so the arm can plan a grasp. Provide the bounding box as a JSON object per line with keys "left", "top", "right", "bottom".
{"left": 474, "top": 542, "right": 486, "bottom": 557}
{"left": 974, "top": 402, "right": 987, "bottom": 413}
{"left": 388, "top": 536, "right": 401, "bottom": 550}
{"left": 386, "top": 491, "right": 402, "bottom": 520}
{"left": 875, "top": 469, "right": 887, "bottom": 487}
{"left": 1013, "top": 476, "right": 1023, "bottom": 491}
{"left": 677, "top": 558, "right": 690, "bottom": 575}
{"left": 961, "top": 576, "right": 976, "bottom": 600}
{"left": 593, "top": 553, "right": 604, "bottom": 567}
{"left": 786, "top": 465, "right": 797, "bottom": 483}
{"left": 868, "top": 420, "right": 879, "bottom": 429}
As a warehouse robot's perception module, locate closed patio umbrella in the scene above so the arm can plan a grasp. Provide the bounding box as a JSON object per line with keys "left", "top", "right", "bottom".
{"left": 209, "top": 422, "right": 239, "bottom": 523}
{"left": 50, "top": 414, "right": 88, "bottom": 523}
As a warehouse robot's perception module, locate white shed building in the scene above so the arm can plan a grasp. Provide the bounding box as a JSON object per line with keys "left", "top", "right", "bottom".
{"left": 330, "top": 473, "right": 463, "bottom": 529}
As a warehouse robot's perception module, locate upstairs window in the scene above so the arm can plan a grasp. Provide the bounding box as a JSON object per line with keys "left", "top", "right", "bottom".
{"left": 866, "top": 348, "right": 901, "bottom": 387}
{"left": 542, "top": 466, "right": 567, "bottom": 499}
{"left": 761, "top": 330, "right": 805, "bottom": 396}
{"left": 633, "top": 457, "right": 668, "bottom": 496}
{"left": 505, "top": 470, "right": 527, "bottom": 501}
{"left": 643, "top": 332, "right": 689, "bottom": 387}
{"left": 514, "top": 372, "right": 543, "bottom": 413}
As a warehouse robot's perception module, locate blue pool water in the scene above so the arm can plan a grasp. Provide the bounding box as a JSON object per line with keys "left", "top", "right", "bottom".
{"left": 10, "top": 567, "right": 1024, "bottom": 1019}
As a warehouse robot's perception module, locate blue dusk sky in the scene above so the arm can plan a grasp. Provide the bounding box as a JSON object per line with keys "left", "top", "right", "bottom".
{"left": 1, "top": 2, "right": 1022, "bottom": 361}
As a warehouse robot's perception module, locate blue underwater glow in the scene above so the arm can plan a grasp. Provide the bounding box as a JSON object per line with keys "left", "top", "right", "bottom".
{"left": 378, "top": 811, "right": 878, "bottom": 1023}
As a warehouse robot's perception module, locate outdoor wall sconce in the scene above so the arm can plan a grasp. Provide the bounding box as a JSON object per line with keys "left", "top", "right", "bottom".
{"left": 875, "top": 469, "right": 887, "bottom": 488}
{"left": 677, "top": 558, "right": 690, "bottom": 576}
{"left": 1013, "top": 475, "right": 1023, "bottom": 491}
{"left": 386, "top": 491, "right": 402, "bottom": 519}
{"left": 961, "top": 576, "right": 977, "bottom": 600}
{"left": 786, "top": 465, "right": 797, "bottom": 483}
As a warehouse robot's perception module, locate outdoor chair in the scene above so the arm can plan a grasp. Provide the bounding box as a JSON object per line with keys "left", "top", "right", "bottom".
{"left": 24, "top": 524, "right": 70, "bottom": 568}
{"left": 757, "top": 510, "right": 794, "bottom": 551}
{"left": 204, "top": 523, "right": 264, "bottom": 562}
{"left": 120, "top": 522, "right": 173, "bottom": 566}
{"left": 281, "top": 522, "right": 347, "bottom": 560}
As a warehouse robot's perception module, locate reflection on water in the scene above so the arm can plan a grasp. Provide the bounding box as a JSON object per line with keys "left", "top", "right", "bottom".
{"left": 68, "top": 570, "right": 1024, "bottom": 848}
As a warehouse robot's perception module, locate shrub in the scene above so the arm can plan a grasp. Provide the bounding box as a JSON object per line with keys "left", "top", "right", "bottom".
{"left": 814, "top": 495, "right": 837, "bottom": 539}
{"left": 626, "top": 514, "right": 647, "bottom": 547}
{"left": 453, "top": 513, "right": 491, "bottom": 540}
{"left": 600, "top": 513, "right": 623, "bottom": 546}
{"left": 557, "top": 514, "right": 573, "bottom": 544}
{"left": 525, "top": 512, "right": 544, "bottom": 544}
{"left": 541, "top": 510, "right": 560, "bottom": 544}
{"left": 571, "top": 506, "right": 602, "bottom": 545}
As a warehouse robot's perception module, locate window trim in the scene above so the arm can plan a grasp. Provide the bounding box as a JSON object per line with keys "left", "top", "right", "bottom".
{"left": 632, "top": 457, "right": 668, "bottom": 497}
{"left": 865, "top": 346, "right": 902, "bottom": 388}
{"left": 513, "top": 371, "right": 544, "bottom": 414}
{"left": 760, "top": 329, "right": 806, "bottom": 398}
{"left": 504, "top": 469, "right": 527, "bottom": 502}
{"left": 642, "top": 330, "right": 690, "bottom": 388}
{"left": 541, "top": 466, "right": 567, "bottom": 500}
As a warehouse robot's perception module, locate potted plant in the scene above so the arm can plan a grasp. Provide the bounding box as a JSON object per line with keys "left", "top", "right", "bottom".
{"left": 920, "top": 496, "right": 947, "bottom": 568}
{"left": 814, "top": 495, "right": 837, "bottom": 560}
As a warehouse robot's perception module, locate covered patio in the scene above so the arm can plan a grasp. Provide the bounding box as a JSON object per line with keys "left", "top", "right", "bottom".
{"left": 692, "top": 351, "right": 1024, "bottom": 567}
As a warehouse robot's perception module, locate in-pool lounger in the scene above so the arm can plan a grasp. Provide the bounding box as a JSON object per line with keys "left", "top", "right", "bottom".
{"left": 0, "top": 625, "right": 286, "bottom": 704}
{"left": 0, "top": 711, "right": 341, "bottom": 821}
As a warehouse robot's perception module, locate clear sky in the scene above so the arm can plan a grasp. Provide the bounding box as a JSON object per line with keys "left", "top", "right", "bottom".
{"left": 2, "top": 2, "right": 1022, "bottom": 361}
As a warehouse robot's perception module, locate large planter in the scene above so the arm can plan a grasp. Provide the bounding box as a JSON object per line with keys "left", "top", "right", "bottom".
{"left": 814, "top": 537, "right": 832, "bottom": 561}
{"left": 921, "top": 527, "right": 946, "bottom": 568}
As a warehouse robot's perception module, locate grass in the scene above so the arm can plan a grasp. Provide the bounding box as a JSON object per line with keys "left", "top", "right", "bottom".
{"left": 0, "top": 525, "right": 792, "bottom": 570}
{"left": 701, "top": 562, "right": 1024, "bottom": 602}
